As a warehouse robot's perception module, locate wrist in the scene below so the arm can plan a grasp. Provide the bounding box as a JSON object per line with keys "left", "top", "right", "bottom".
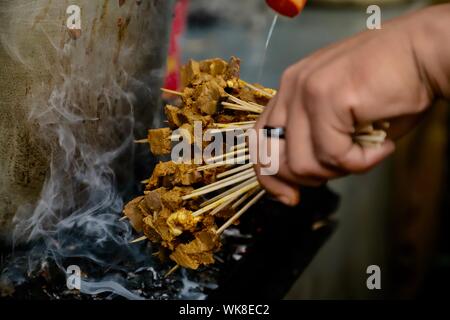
{"left": 409, "top": 4, "right": 450, "bottom": 99}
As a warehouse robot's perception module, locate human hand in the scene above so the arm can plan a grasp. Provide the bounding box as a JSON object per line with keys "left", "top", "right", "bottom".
{"left": 254, "top": 5, "right": 450, "bottom": 206}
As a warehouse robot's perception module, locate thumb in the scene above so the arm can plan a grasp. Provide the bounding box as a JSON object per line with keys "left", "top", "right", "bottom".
{"left": 339, "top": 140, "right": 395, "bottom": 173}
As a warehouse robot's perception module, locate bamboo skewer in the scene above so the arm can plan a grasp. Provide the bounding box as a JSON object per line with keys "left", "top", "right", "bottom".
{"left": 189, "top": 167, "right": 254, "bottom": 194}
{"left": 248, "top": 101, "right": 265, "bottom": 109}
{"left": 242, "top": 81, "right": 275, "bottom": 98}
{"left": 200, "top": 177, "right": 257, "bottom": 208}
{"left": 210, "top": 194, "right": 239, "bottom": 216}
{"left": 119, "top": 216, "right": 128, "bottom": 221}
{"left": 355, "top": 124, "right": 374, "bottom": 134}
{"left": 134, "top": 139, "right": 148, "bottom": 144}
{"left": 164, "top": 265, "right": 180, "bottom": 278}
{"left": 216, "top": 189, "right": 266, "bottom": 235}
{"left": 353, "top": 127, "right": 388, "bottom": 146}
{"left": 208, "top": 127, "right": 250, "bottom": 134}
{"left": 130, "top": 235, "right": 147, "bottom": 244}
{"left": 204, "top": 148, "right": 248, "bottom": 163}
{"left": 161, "top": 88, "right": 184, "bottom": 96}
{"left": 226, "top": 93, "right": 265, "bottom": 110}
{"left": 192, "top": 180, "right": 260, "bottom": 217}
{"left": 222, "top": 105, "right": 260, "bottom": 113}
{"left": 354, "top": 134, "right": 386, "bottom": 144}
{"left": 210, "top": 124, "right": 255, "bottom": 133}
{"left": 223, "top": 99, "right": 264, "bottom": 113}
{"left": 230, "top": 142, "right": 248, "bottom": 152}
{"left": 216, "top": 163, "right": 253, "bottom": 179}
{"left": 222, "top": 102, "right": 262, "bottom": 114}
{"left": 232, "top": 187, "right": 260, "bottom": 209}
{"left": 215, "top": 121, "right": 256, "bottom": 128}
{"left": 355, "top": 130, "right": 386, "bottom": 139}
{"left": 217, "top": 121, "right": 256, "bottom": 126}
{"left": 196, "top": 154, "right": 250, "bottom": 171}
{"left": 214, "top": 124, "right": 255, "bottom": 131}
{"left": 210, "top": 186, "right": 259, "bottom": 217}
{"left": 182, "top": 171, "right": 256, "bottom": 200}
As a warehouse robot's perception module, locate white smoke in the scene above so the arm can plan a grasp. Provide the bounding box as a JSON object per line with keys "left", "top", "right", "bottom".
{"left": 0, "top": 0, "right": 202, "bottom": 300}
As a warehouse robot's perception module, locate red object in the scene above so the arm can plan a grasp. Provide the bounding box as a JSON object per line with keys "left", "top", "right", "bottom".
{"left": 265, "top": 0, "right": 307, "bottom": 18}
{"left": 164, "top": 0, "right": 189, "bottom": 91}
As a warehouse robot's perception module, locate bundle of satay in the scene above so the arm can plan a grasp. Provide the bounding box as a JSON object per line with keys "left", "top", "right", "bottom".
{"left": 122, "top": 57, "right": 388, "bottom": 274}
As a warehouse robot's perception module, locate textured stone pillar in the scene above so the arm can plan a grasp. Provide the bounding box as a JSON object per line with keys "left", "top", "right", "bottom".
{"left": 0, "top": 0, "right": 172, "bottom": 240}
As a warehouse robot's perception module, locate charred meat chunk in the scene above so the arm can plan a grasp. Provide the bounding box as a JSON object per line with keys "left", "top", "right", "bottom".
{"left": 225, "top": 56, "right": 240, "bottom": 80}
{"left": 165, "top": 105, "right": 184, "bottom": 128}
{"left": 170, "top": 229, "right": 220, "bottom": 269}
{"left": 161, "top": 186, "right": 193, "bottom": 211}
{"left": 181, "top": 59, "right": 201, "bottom": 87}
{"left": 122, "top": 196, "right": 145, "bottom": 232}
{"left": 147, "top": 128, "right": 172, "bottom": 155}
{"left": 194, "top": 80, "right": 224, "bottom": 115}
{"left": 166, "top": 208, "right": 201, "bottom": 236}
{"left": 147, "top": 162, "right": 202, "bottom": 189}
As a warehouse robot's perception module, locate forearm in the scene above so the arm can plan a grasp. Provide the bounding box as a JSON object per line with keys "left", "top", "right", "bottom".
{"left": 411, "top": 4, "right": 450, "bottom": 99}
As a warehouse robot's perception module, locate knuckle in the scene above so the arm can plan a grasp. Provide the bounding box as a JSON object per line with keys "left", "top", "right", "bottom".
{"left": 337, "top": 89, "right": 360, "bottom": 113}
{"left": 287, "top": 158, "right": 314, "bottom": 177}
{"left": 280, "top": 66, "right": 297, "bottom": 87}
{"left": 303, "top": 74, "right": 328, "bottom": 99}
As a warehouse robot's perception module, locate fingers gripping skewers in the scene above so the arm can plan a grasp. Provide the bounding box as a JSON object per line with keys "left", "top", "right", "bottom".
{"left": 122, "top": 57, "right": 388, "bottom": 274}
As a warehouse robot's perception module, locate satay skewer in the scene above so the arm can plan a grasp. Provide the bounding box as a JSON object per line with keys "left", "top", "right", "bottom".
{"left": 210, "top": 193, "right": 241, "bottom": 216}
{"left": 216, "top": 189, "right": 266, "bottom": 235}
{"left": 164, "top": 265, "right": 180, "bottom": 278}
{"left": 125, "top": 59, "right": 394, "bottom": 274}
{"left": 226, "top": 94, "right": 265, "bottom": 110}
{"left": 241, "top": 80, "right": 275, "bottom": 98}
{"left": 190, "top": 167, "right": 254, "bottom": 193}
{"left": 213, "top": 124, "right": 255, "bottom": 130}
{"left": 354, "top": 131, "right": 387, "bottom": 143}
{"left": 208, "top": 126, "right": 254, "bottom": 135}
{"left": 223, "top": 101, "right": 263, "bottom": 113}
{"left": 204, "top": 148, "right": 248, "bottom": 163}
{"left": 230, "top": 142, "right": 248, "bottom": 152}
{"left": 196, "top": 155, "right": 250, "bottom": 171}
{"left": 215, "top": 121, "right": 256, "bottom": 127}
{"left": 161, "top": 88, "right": 184, "bottom": 96}
{"left": 182, "top": 171, "right": 256, "bottom": 200}
{"left": 216, "top": 163, "right": 253, "bottom": 179}
{"left": 129, "top": 235, "right": 147, "bottom": 244}
{"left": 222, "top": 102, "right": 262, "bottom": 114}
{"left": 200, "top": 177, "right": 257, "bottom": 208}
{"left": 232, "top": 187, "right": 260, "bottom": 209}
{"left": 210, "top": 186, "right": 260, "bottom": 217}
{"left": 192, "top": 180, "right": 260, "bottom": 217}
